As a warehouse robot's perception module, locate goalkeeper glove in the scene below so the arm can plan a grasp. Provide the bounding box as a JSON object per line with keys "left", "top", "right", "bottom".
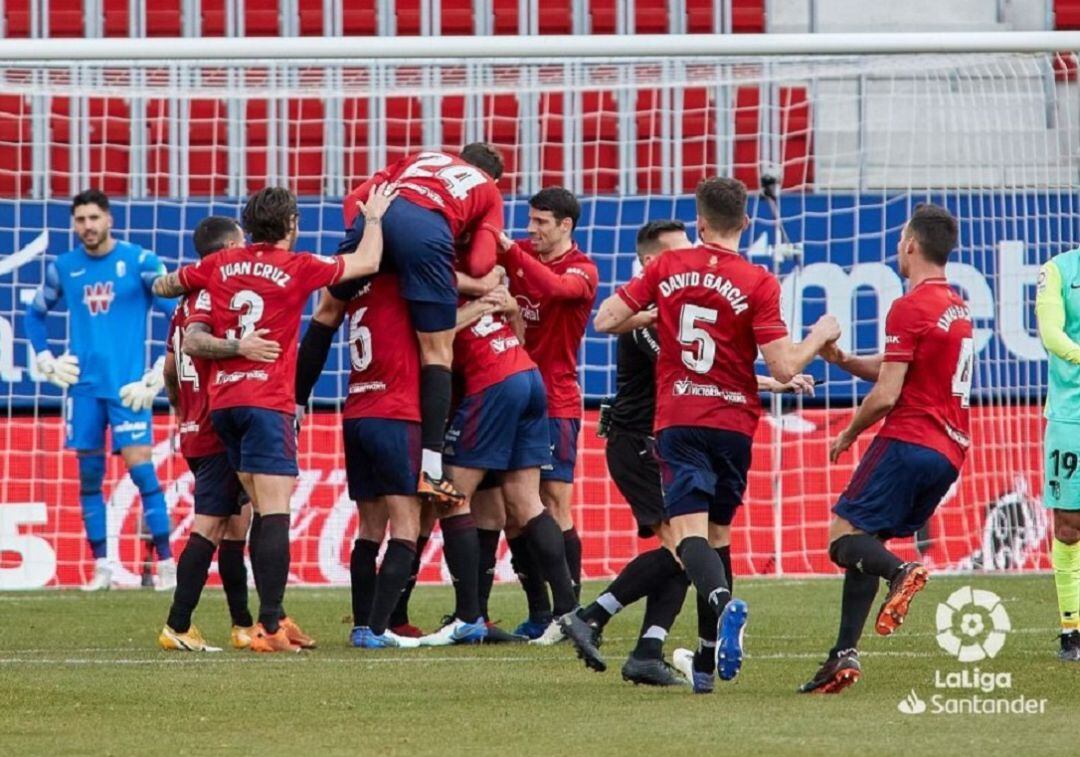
{"left": 35, "top": 350, "right": 80, "bottom": 390}
{"left": 119, "top": 356, "right": 166, "bottom": 412}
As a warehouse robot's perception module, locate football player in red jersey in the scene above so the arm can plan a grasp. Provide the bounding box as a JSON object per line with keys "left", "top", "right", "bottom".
{"left": 159, "top": 216, "right": 270, "bottom": 652}
{"left": 154, "top": 184, "right": 398, "bottom": 652}
{"left": 800, "top": 204, "right": 972, "bottom": 694}
{"left": 498, "top": 187, "right": 599, "bottom": 636}
{"left": 334, "top": 144, "right": 505, "bottom": 507}
{"left": 590, "top": 177, "right": 840, "bottom": 690}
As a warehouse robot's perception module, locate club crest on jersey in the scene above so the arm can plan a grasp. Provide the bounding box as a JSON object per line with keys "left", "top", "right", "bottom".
{"left": 82, "top": 281, "right": 114, "bottom": 315}
{"left": 116, "top": 260, "right": 126, "bottom": 278}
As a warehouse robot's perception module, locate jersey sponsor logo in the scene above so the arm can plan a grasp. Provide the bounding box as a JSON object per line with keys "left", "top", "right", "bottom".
{"left": 348, "top": 380, "right": 387, "bottom": 395}
{"left": 82, "top": 281, "right": 115, "bottom": 315}
{"left": 218, "top": 261, "right": 292, "bottom": 288}
{"left": 672, "top": 378, "right": 747, "bottom": 403}
{"left": 116, "top": 260, "right": 126, "bottom": 278}
{"left": 194, "top": 290, "right": 212, "bottom": 311}
{"left": 179, "top": 421, "right": 201, "bottom": 434}
{"left": 886, "top": 334, "right": 901, "bottom": 344}
{"left": 657, "top": 272, "right": 749, "bottom": 315}
{"left": 516, "top": 295, "right": 541, "bottom": 325}
{"left": 215, "top": 369, "right": 269, "bottom": 384}
{"left": 490, "top": 336, "right": 520, "bottom": 354}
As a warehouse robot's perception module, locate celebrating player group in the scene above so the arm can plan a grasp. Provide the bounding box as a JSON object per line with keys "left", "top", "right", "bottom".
{"left": 41, "top": 138, "right": 1080, "bottom": 693}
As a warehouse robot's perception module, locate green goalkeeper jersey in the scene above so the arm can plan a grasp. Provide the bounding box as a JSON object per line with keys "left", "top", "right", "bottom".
{"left": 1036, "top": 247, "right": 1080, "bottom": 424}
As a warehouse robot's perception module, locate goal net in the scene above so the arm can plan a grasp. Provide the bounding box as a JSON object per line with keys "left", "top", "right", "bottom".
{"left": 1, "top": 45, "right": 1076, "bottom": 588}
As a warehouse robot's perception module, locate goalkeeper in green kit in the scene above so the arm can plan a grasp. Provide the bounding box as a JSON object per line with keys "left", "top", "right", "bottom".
{"left": 1036, "top": 250, "right": 1080, "bottom": 661}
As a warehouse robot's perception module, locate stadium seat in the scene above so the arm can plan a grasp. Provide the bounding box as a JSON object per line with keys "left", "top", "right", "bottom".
{"left": 634, "top": 0, "right": 669, "bottom": 33}
{"left": 1054, "top": 51, "right": 1079, "bottom": 82}
{"left": 4, "top": 0, "right": 32, "bottom": 37}
{"left": 0, "top": 94, "right": 32, "bottom": 196}
{"left": 341, "top": 0, "right": 379, "bottom": 35}
{"left": 492, "top": 0, "right": 520, "bottom": 34}
{"left": 589, "top": 0, "right": 617, "bottom": 34}
{"left": 246, "top": 99, "right": 270, "bottom": 194}
{"left": 441, "top": 0, "right": 475, "bottom": 34}
{"left": 396, "top": 0, "right": 422, "bottom": 34}
{"left": 485, "top": 93, "right": 520, "bottom": 193}
{"left": 202, "top": 0, "right": 227, "bottom": 36}
{"left": 733, "top": 86, "right": 759, "bottom": 189}
{"left": 539, "top": 92, "right": 564, "bottom": 187}
{"left": 297, "top": 0, "right": 325, "bottom": 35}
{"left": 635, "top": 87, "right": 663, "bottom": 192}
{"left": 146, "top": 0, "right": 183, "bottom": 36}
{"left": 287, "top": 99, "right": 325, "bottom": 195}
{"left": 187, "top": 98, "right": 229, "bottom": 196}
{"left": 48, "top": 0, "right": 84, "bottom": 37}
{"left": 732, "top": 0, "right": 765, "bottom": 33}
{"left": 245, "top": 1, "right": 281, "bottom": 36}
{"left": 1056, "top": 0, "right": 1080, "bottom": 29}
{"left": 539, "top": 0, "right": 573, "bottom": 33}
{"left": 685, "top": 0, "right": 714, "bottom": 32}
{"left": 385, "top": 90, "right": 423, "bottom": 162}
{"left": 441, "top": 94, "right": 465, "bottom": 151}
{"left": 680, "top": 86, "right": 715, "bottom": 192}
{"left": 102, "top": 0, "right": 129, "bottom": 37}
{"left": 50, "top": 97, "right": 130, "bottom": 196}
{"left": 779, "top": 86, "right": 813, "bottom": 189}
{"left": 582, "top": 90, "right": 618, "bottom": 193}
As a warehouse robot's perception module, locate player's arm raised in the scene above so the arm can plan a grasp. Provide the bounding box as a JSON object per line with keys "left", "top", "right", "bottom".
{"left": 759, "top": 315, "right": 840, "bottom": 384}
{"left": 337, "top": 182, "right": 399, "bottom": 282}
{"left": 498, "top": 233, "right": 597, "bottom": 301}
{"left": 182, "top": 323, "right": 282, "bottom": 363}
{"left": 829, "top": 362, "right": 909, "bottom": 462}
{"left": 1036, "top": 260, "right": 1080, "bottom": 363}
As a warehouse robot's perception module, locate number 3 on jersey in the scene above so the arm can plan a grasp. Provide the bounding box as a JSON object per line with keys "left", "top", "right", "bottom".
{"left": 679, "top": 304, "right": 718, "bottom": 373}
{"left": 951, "top": 337, "right": 974, "bottom": 408}
{"left": 225, "top": 290, "right": 264, "bottom": 340}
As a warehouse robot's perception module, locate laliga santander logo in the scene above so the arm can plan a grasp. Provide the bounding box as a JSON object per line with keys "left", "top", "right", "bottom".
{"left": 935, "top": 586, "right": 1011, "bottom": 663}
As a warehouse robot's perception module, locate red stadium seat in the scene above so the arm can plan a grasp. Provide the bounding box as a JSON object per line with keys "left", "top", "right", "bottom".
{"left": 1056, "top": 0, "right": 1080, "bottom": 29}
{"left": 102, "top": 0, "right": 128, "bottom": 37}
{"left": 733, "top": 86, "right": 759, "bottom": 190}
{"left": 634, "top": 0, "right": 669, "bottom": 33}
{"left": 4, "top": 0, "right": 32, "bottom": 37}
{"left": 483, "top": 93, "right": 520, "bottom": 194}
{"left": 396, "top": 0, "right": 422, "bottom": 34}
{"left": 1054, "top": 51, "right": 1079, "bottom": 82}
{"left": 635, "top": 87, "right": 662, "bottom": 192}
{"left": 341, "top": 0, "right": 378, "bottom": 35}
{"left": 685, "top": 0, "right": 714, "bottom": 32}
{"left": 146, "top": 0, "right": 183, "bottom": 36}
{"left": 188, "top": 98, "right": 229, "bottom": 196}
{"left": 581, "top": 90, "right": 618, "bottom": 193}
{"left": 48, "top": 0, "right": 84, "bottom": 37}
{"left": 441, "top": 0, "right": 475, "bottom": 34}
{"left": 732, "top": 0, "right": 765, "bottom": 33}
{"left": 589, "top": 0, "right": 617, "bottom": 34}
{"left": 343, "top": 97, "right": 370, "bottom": 186}
{"left": 779, "top": 86, "right": 813, "bottom": 189}
{"left": 680, "top": 86, "right": 716, "bottom": 192}
{"left": 492, "top": 0, "right": 520, "bottom": 34}
{"left": 385, "top": 90, "right": 423, "bottom": 163}
{"left": 0, "top": 94, "right": 32, "bottom": 196}
{"left": 287, "top": 99, "right": 325, "bottom": 195}
{"left": 245, "top": 1, "right": 280, "bottom": 36}
{"left": 539, "top": 90, "right": 564, "bottom": 187}
{"left": 441, "top": 94, "right": 465, "bottom": 151}
{"left": 202, "top": 0, "right": 226, "bottom": 36}
{"left": 246, "top": 99, "right": 270, "bottom": 193}
{"left": 50, "top": 97, "right": 130, "bottom": 196}
{"left": 539, "top": 0, "right": 572, "bottom": 33}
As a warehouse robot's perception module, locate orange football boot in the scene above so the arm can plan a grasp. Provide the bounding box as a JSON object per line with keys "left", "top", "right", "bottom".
{"left": 250, "top": 623, "right": 301, "bottom": 653}
{"left": 875, "top": 563, "right": 929, "bottom": 636}
{"left": 280, "top": 616, "right": 316, "bottom": 649}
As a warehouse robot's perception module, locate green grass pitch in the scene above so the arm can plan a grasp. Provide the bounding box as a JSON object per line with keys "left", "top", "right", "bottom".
{"left": 0, "top": 574, "right": 1074, "bottom": 755}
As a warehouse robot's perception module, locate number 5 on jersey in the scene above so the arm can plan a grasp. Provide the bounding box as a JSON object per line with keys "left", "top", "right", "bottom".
{"left": 679, "top": 304, "right": 719, "bottom": 374}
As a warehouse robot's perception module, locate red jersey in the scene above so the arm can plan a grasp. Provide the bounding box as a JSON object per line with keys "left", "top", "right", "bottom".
{"left": 341, "top": 274, "right": 421, "bottom": 422}
{"left": 878, "top": 279, "right": 972, "bottom": 470}
{"left": 504, "top": 239, "right": 598, "bottom": 419}
{"left": 166, "top": 293, "right": 223, "bottom": 459}
{"left": 617, "top": 243, "right": 788, "bottom": 437}
{"left": 178, "top": 243, "right": 345, "bottom": 415}
{"left": 344, "top": 151, "right": 504, "bottom": 278}
{"left": 454, "top": 308, "right": 536, "bottom": 397}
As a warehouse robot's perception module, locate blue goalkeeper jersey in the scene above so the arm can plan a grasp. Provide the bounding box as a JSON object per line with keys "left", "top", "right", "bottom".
{"left": 26, "top": 240, "right": 172, "bottom": 399}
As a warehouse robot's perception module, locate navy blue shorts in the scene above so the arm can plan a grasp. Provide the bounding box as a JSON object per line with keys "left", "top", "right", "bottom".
{"left": 445, "top": 369, "right": 551, "bottom": 473}
{"left": 187, "top": 452, "right": 245, "bottom": 517}
{"left": 656, "top": 426, "right": 753, "bottom": 524}
{"left": 343, "top": 417, "right": 421, "bottom": 500}
{"left": 210, "top": 407, "right": 298, "bottom": 476}
{"left": 833, "top": 437, "right": 959, "bottom": 540}
{"left": 541, "top": 417, "right": 581, "bottom": 483}
{"left": 331, "top": 199, "right": 456, "bottom": 332}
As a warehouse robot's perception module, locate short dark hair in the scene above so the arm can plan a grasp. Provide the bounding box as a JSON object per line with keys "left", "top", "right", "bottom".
{"left": 242, "top": 187, "right": 298, "bottom": 244}
{"left": 695, "top": 177, "right": 747, "bottom": 235}
{"left": 71, "top": 189, "right": 110, "bottom": 215}
{"left": 636, "top": 219, "right": 686, "bottom": 255}
{"left": 529, "top": 186, "right": 581, "bottom": 230}
{"left": 460, "top": 142, "right": 504, "bottom": 181}
{"left": 193, "top": 215, "right": 243, "bottom": 258}
{"left": 907, "top": 203, "right": 958, "bottom": 266}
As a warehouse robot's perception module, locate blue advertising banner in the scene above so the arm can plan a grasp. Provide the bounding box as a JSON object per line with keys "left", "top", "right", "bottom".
{"left": 1, "top": 192, "right": 1077, "bottom": 409}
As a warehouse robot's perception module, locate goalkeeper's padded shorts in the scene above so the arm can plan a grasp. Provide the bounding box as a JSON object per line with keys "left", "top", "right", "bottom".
{"left": 65, "top": 394, "right": 151, "bottom": 453}
{"left": 343, "top": 417, "right": 421, "bottom": 501}
{"left": 211, "top": 407, "right": 298, "bottom": 477}
{"left": 656, "top": 426, "right": 752, "bottom": 525}
{"left": 1043, "top": 420, "right": 1080, "bottom": 511}
{"left": 833, "top": 436, "right": 958, "bottom": 539}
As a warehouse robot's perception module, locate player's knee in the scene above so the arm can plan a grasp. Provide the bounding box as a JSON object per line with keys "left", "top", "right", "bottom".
{"left": 1054, "top": 520, "right": 1080, "bottom": 545}
{"left": 77, "top": 453, "right": 106, "bottom": 495}
{"left": 193, "top": 516, "right": 228, "bottom": 545}
{"left": 120, "top": 445, "right": 152, "bottom": 468}
{"left": 828, "top": 534, "right": 853, "bottom": 568}
{"left": 415, "top": 329, "right": 453, "bottom": 367}
{"left": 128, "top": 461, "right": 162, "bottom": 497}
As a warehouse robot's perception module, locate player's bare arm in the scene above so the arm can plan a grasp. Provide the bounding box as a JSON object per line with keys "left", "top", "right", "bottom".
{"left": 153, "top": 271, "right": 186, "bottom": 298}
{"left": 455, "top": 298, "right": 497, "bottom": 333}
{"left": 338, "top": 182, "right": 399, "bottom": 281}
{"left": 486, "top": 285, "right": 527, "bottom": 342}
{"left": 312, "top": 288, "right": 348, "bottom": 330}
{"left": 183, "top": 322, "right": 282, "bottom": 363}
{"left": 757, "top": 374, "right": 815, "bottom": 396}
{"left": 607, "top": 308, "right": 657, "bottom": 335}
{"left": 759, "top": 314, "right": 841, "bottom": 383}
{"left": 829, "top": 361, "right": 909, "bottom": 463}
{"left": 162, "top": 352, "right": 180, "bottom": 410}
{"left": 594, "top": 292, "right": 637, "bottom": 333}
{"left": 457, "top": 265, "right": 506, "bottom": 297}
{"left": 820, "top": 341, "right": 884, "bottom": 382}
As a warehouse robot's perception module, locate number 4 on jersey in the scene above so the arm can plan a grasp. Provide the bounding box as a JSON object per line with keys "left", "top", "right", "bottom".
{"left": 951, "top": 336, "right": 974, "bottom": 408}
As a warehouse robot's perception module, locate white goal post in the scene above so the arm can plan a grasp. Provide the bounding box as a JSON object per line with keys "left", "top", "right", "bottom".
{"left": 0, "top": 32, "right": 1076, "bottom": 588}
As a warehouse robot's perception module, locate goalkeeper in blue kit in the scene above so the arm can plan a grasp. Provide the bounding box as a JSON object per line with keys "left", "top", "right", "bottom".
{"left": 23, "top": 189, "right": 178, "bottom": 591}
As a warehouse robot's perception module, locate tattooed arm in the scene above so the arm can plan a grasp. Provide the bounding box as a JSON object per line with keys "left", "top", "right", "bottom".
{"left": 153, "top": 271, "right": 187, "bottom": 298}
{"left": 182, "top": 323, "right": 282, "bottom": 362}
